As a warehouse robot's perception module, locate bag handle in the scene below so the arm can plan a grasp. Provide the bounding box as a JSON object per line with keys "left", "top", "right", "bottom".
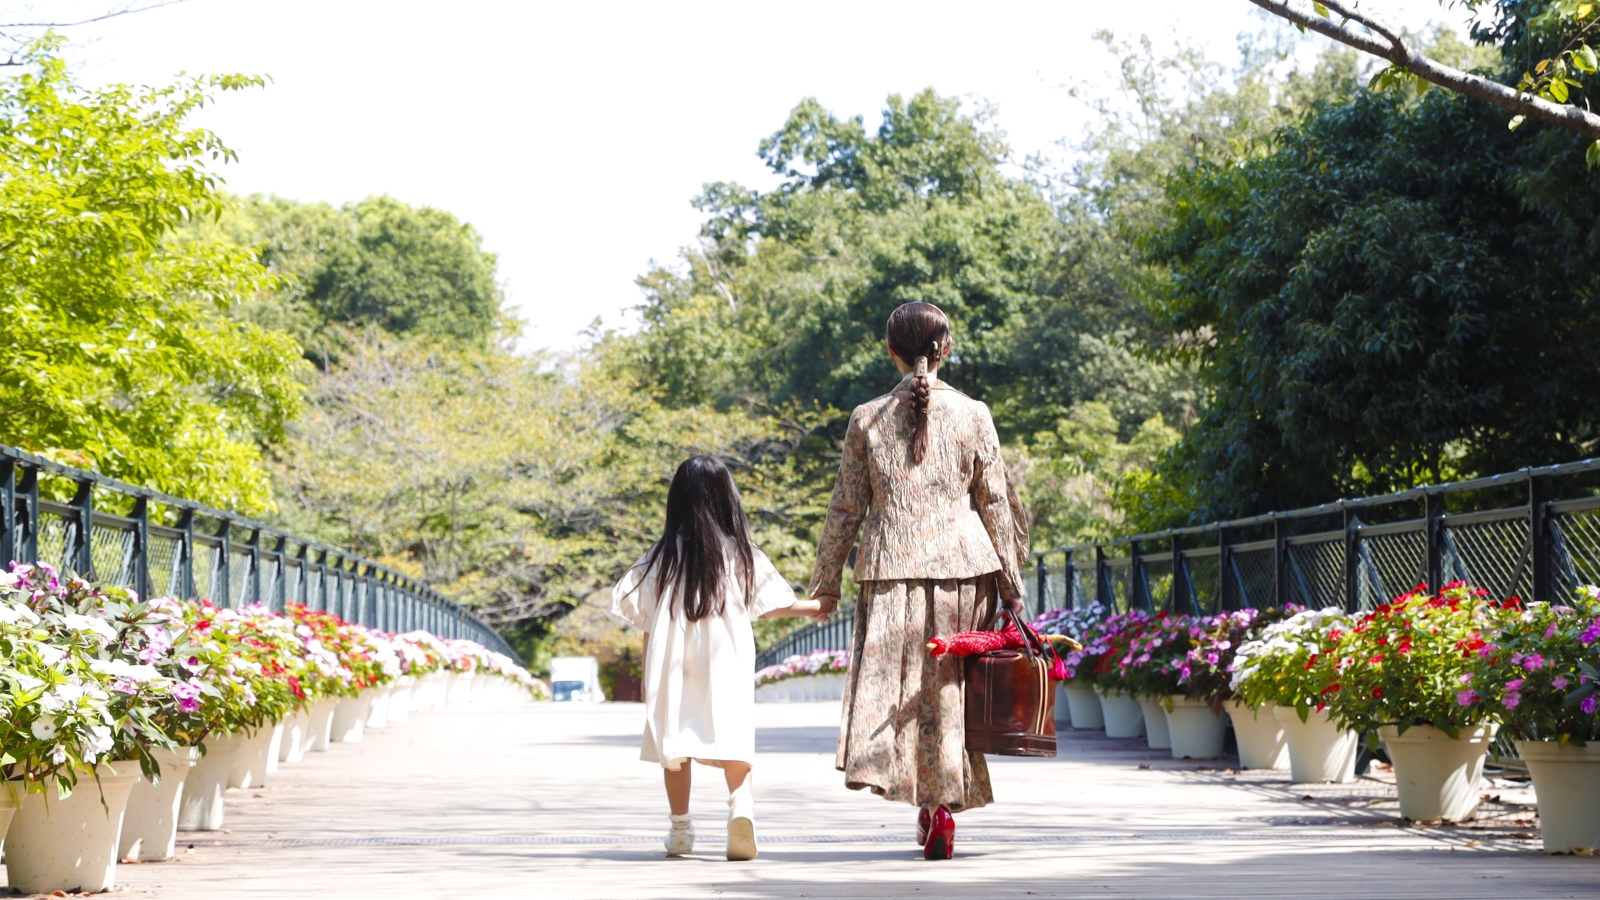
{"left": 990, "top": 605, "right": 1048, "bottom": 660}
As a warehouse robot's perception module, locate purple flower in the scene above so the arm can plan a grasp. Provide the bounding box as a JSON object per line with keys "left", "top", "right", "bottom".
{"left": 172, "top": 681, "right": 202, "bottom": 713}
{"left": 1523, "top": 654, "right": 1546, "bottom": 671}
{"left": 1458, "top": 673, "right": 1475, "bottom": 684}
{"left": 1580, "top": 619, "right": 1600, "bottom": 646}
{"left": 1503, "top": 693, "right": 1521, "bottom": 710}
{"left": 1545, "top": 623, "right": 1560, "bottom": 640}
{"left": 1583, "top": 695, "right": 1599, "bottom": 716}
{"left": 1554, "top": 675, "right": 1571, "bottom": 690}
{"left": 1505, "top": 678, "right": 1524, "bottom": 691}
{"left": 1456, "top": 690, "right": 1481, "bottom": 707}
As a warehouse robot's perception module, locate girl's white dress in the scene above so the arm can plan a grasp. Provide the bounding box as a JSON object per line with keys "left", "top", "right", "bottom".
{"left": 610, "top": 542, "right": 796, "bottom": 769}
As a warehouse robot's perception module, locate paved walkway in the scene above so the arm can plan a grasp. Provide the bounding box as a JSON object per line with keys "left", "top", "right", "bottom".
{"left": 15, "top": 698, "right": 1600, "bottom": 898}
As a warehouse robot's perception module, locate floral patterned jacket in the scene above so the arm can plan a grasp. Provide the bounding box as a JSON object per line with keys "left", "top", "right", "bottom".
{"left": 808, "top": 375, "right": 1023, "bottom": 601}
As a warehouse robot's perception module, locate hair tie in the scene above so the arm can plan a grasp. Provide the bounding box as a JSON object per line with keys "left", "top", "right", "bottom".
{"left": 914, "top": 356, "right": 928, "bottom": 377}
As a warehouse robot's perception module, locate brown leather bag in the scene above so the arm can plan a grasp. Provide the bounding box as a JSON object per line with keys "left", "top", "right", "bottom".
{"left": 964, "top": 608, "right": 1057, "bottom": 757}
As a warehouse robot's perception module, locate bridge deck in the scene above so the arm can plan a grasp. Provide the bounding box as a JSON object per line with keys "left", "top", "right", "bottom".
{"left": 22, "top": 698, "right": 1597, "bottom": 899}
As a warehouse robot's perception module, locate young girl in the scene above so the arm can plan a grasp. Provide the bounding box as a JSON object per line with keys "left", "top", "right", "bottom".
{"left": 610, "top": 455, "right": 826, "bottom": 861}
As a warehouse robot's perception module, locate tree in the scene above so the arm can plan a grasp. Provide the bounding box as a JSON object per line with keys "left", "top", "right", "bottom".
{"left": 1248, "top": 0, "right": 1600, "bottom": 162}
{"left": 624, "top": 88, "right": 1190, "bottom": 445}
{"left": 1141, "top": 84, "right": 1600, "bottom": 522}
{"left": 218, "top": 194, "right": 504, "bottom": 359}
{"left": 0, "top": 39, "right": 304, "bottom": 513}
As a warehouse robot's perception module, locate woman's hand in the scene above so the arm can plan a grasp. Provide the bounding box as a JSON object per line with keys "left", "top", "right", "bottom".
{"left": 1001, "top": 593, "right": 1026, "bottom": 620}
{"left": 814, "top": 594, "right": 839, "bottom": 621}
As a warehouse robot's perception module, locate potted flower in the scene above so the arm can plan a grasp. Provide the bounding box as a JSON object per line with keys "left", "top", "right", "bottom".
{"left": 1185, "top": 606, "right": 1296, "bottom": 769}
{"left": 755, "top": 649, "right": 851, "bottom": 702}
{"left": 1085, "top": 610, "right": 1152, "bottom": 739}
{"left": 1166, "top": 609, "right": 1276, "bottom": 760}
{"left": 1477, "top": 587, "right": 1600, "bottom": 851}
{"left": 1231, "top": 606, "right": 1359, "bottom": 783}
{"left": 1032, "top": 604, "right": 1109, "bottom": 730}
{"left": 1096, "top": 611, "right": 1197, "bottom": 750}
{"left": 0, "top": 566, "right": 176, "bottom": 893}
{"left": 1323, "top": 583, "right": 1507, "bottom": 821}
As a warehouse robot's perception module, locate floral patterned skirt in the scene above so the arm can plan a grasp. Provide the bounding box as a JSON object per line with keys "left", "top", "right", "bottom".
{"left": 835, "top": 575, "right": 998, "bottom": 812}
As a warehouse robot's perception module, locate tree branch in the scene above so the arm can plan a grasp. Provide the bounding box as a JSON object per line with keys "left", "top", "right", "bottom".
{"left": 0, "top": 0, "right": 188, "bottom": 30}
{"left": 1248, "top": 0, "right": 1600, "bottom": 141}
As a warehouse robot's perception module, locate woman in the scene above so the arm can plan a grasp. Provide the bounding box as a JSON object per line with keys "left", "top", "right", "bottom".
{"left": 809, "top": 301, "right": 1024, "bottom": 861}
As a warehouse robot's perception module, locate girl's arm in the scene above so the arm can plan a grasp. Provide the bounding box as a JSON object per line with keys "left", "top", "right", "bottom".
{"left": 760, "top": 598, "right": 829, "bottom": 624}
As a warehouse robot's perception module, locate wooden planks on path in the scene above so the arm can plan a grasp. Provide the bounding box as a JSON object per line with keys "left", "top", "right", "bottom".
{"left": 9, "top": 698, "right": 1596, "bottom": 899}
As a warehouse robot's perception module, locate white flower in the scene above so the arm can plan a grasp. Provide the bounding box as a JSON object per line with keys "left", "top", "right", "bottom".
{"left": 30, "top": 717, "right": 57, "bottom": 740}
{"left": 89, "top": 659, "right": 162, "bottom": 683}
{"left": 0, "top": 600, "right": 38, "bottom": 626}
{"left": 62, "top": 614, "right": 118, "bottom": 643}
{"left": 14, "top": 672, "right": 43, "bottom": 692}
{"left": 37, "top": 644, "right": 67, "bottom": 667}
{"left": 84, "top": 724, "right": 114, "bottom": 761}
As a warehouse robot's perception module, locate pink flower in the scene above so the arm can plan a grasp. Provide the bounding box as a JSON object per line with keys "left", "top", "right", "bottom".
{"left": 1505, "top": 679, "right": 1524, "bottom": 691}
{"left": 1503, "top": 693, "right": 1521, "bottom": 710}
{"left": 1523, "top": 654, "right": 1546, "bottom": 671}
{"left": 1545, "top": 623, "right": 1560, "bottom": 640}
{"left": 1458, "top": 673, "right": 1475, "bottom": 684}
{"left": 1554, "top": 676, "right": 1571, "bottom": 690}
{"left": 172, "top": 681, "right": 202, "bottom": 713}
{"left": 1456, "top": 690, "right": 1481, "bottom": 707}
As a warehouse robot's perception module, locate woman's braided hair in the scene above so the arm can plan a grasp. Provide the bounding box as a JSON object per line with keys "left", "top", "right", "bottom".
{"left": 885, "top": 302, "right": 952, "bottom": 465}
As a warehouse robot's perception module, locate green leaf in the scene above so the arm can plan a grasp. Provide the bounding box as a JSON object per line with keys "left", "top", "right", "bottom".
{"left": 1509, "top": 114, "right": 1527, "bottom": 130}
{"left": 1313, "top": 1, "right": 1329, "bottom": 15}
{"left": 1589, "top": 140, "right": 1600, "bottom": 168}
{"left": 1576, "top": 44, "right": 1599, "bottom": 73}
{"left": 1550, "top": 78, "right": 1571, "bottom": 102}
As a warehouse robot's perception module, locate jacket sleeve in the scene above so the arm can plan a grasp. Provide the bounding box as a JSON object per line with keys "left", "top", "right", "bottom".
{"left": 807, "top": 407, "right": 872, "bottom": 598}
{"left": 971, "top": 406, "right": 1023, "bottom": 601}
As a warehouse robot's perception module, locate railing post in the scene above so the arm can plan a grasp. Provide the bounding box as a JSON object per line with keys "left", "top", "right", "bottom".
{"left": 1095, "top": 545, "right": 1110, "bottom": 609}
{"left": 1128, "top": 539, "right": 1146, "bottom": 609}
{"left": 1531, "top": 473, "right": 1554, "bottom": 605}
{"left": 1343, "top": 505, "right": 1361, "bottom": 613}
{"left": 1171, "top": 535, "right": 1192, "bottom": 614}
{"left": 1272, "top": 515, "right": 1289, "bottom": 609}
{"left": 216, "top": 519, "right": 232, "bottom": 607}
{"left": 70, "top": 478, "right": 94, "bottom": 577}
{"left": 1424, "top": 490, "right": 1446, "bottom": 593}
{"left": 1217, "top": 525, "right": 1233, "bottom": 611}
{"left": 272, "top": 536, "right": 289, "bottom": 612}
{"left": 18, "top": 465, "right": 37, "bottom": 564}
{"left": 178, "top": 509, "right": 195, "bottom": 600}
{"left": 132, "top": 496, "right": 150, "bottom": 601}
{"left": 0, "top": 459, "right": 13, "bottom": 567}
{"left": 1035, "top": 553, "right": 1049, "bottom": 616}
{"left": 247, "top": 528, "right": 262, "bottom": 606}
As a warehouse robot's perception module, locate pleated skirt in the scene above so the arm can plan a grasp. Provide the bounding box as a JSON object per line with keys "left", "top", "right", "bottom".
{"left": 835, "top": 575, "right": 997, "bottom": 812}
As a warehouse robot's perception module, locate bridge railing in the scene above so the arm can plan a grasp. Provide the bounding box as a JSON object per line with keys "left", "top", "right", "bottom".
{"left": 0, "top": 444, "right": 517, "bottom": 659}
{"left": 1029, "top": 458, "right": 1600, "bottom": 617}
{"left": 756, "top": 457, "right": 1600, "bottom": 660}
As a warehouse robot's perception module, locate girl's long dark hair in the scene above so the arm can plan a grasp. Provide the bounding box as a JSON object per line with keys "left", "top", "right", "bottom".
{"left": 638, "top": 456, "right": 755, "bottom": 622}
{"left": 885, "top": 301, "right": 952, "bottom": 465}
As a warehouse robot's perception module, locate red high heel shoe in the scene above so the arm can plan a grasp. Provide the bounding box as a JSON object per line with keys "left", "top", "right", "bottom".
{"left": 917, "top": 807, "right": 931, "bottom": 845}
{"left": 923, "top": 805, "right": 955, "bottom": 860}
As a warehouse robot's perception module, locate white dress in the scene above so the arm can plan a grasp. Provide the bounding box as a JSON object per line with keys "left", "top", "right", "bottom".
{"left": 610, "top": 542, "right": 797, "bottom": 769}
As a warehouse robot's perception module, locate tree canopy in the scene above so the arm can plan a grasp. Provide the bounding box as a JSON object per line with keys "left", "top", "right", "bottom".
{"left": 0, "top": 39, "right": 304, "bottom": 513}
{"left": 1140, "top": 73, "right": 1600, "bottom": 523}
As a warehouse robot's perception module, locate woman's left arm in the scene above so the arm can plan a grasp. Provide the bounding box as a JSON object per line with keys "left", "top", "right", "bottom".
{"left": 971, "top": 409, "right": 1024, "bottom": 612}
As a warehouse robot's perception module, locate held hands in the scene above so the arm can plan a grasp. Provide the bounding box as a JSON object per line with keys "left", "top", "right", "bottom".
{"left": 812, "top": 594, "right": 839, "bottom": 624}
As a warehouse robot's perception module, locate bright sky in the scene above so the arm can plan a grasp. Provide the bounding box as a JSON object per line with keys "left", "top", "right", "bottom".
{"left": 44, "top": 0, "right": 1474, "bottom": 351}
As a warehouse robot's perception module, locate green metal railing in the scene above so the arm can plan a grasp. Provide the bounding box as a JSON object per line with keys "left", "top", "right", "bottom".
{"left": 0, "top": 444, "right": 516, "bottom": 659}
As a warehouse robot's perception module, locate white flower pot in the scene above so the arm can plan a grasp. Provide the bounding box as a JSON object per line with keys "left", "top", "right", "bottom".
{"left": 1165, "top": 695, "right": 1226, "bottom": 759}
{"left": 1225, "top": 700, "right": 1288, "bottom": 770}
{"left": 1379, "top": 724, "right": 1496, "bottom": 822}
{"left": 331, "top": 695, "right": 372, "bottom": 743}
{"left": 1137, "top": 696, "right": 1172, "bottom": 750}
{"left": 4, "top": 760, "right": 141, "bottom": 894}
{"left": 278, "top": 711, "right": 311, "bottom": 764}
{"left": 119, "top": 746, "right": 200, "bottom": 862}
{"left": 308, "top": 697, "right": 339, "bottom": 752}
{"left": 263, "top": 721, "right": 286, "bottom": 775}
{"left": 387, "top": 677, "right": 415, "bottom": 722}
{"left": 1061, "top": 681, "right": 1105, "bottom": 730}
{"left": 1517, "top": 739, "right": 1600, "bottom": 853}
{"left": 1273, "top": 706, "right": 1358, "bottom": 783}
{"left": 179, "top": 732, "right": 243, "bottom": 831}
{"left": 0, "top": 788, "right": 14, "bottom": 853}
{"left": 365, "top": 687, "right": 393, "bottom": 729}
{"left": 448, "top": 671, "right": 477, "bottom": 705}
{"left": 1094, "top": 686, "right": 1146, "bottom": 739}
{"left": 754, "top": 672, "right": 847, "bottom": 702}
{"left": 228, "top": 722, "right": 281, "bottom": 789}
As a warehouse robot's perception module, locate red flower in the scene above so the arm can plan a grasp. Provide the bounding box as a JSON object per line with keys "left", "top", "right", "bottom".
{"left": 287, "top": 675, "right": 304, "bottom": 699}
{"left": 1320, "top": 684, "right": 1342, "bottom": 695}
{"left": 1367, "top": 653, "right": 1385, "bottom": 664}
{"left": 1303, "top": 654, "right": 1319, "bottom": 671}
{"left": 1371, "top": 687, "right": 1384, "bottom": 698}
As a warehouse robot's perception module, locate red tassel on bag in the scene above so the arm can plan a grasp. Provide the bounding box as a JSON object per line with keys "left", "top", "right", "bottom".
{"left": 927, "top": 620, "right": 1076, "bottom": 681}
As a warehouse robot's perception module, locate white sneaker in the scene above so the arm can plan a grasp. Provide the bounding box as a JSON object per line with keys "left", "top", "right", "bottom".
{"left": 726, "top": 782, "right": 757, "bottom": 861}
{"left": 665, "top": 813, "right": 694, "bottom": 857}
